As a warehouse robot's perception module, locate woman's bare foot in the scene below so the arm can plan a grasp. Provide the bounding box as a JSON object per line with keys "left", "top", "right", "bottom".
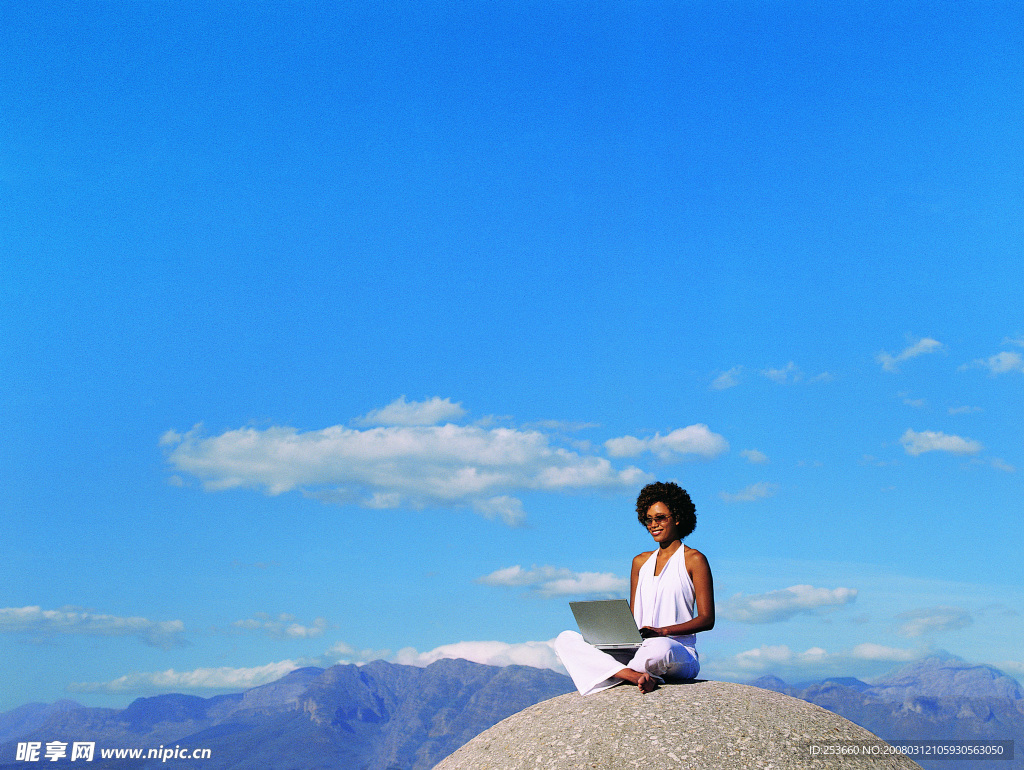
{"left": 615, "top": 668, "right": 658, "bottom": 694}
{"left": 635, "top": 673, "right": 657, "bottom": 693}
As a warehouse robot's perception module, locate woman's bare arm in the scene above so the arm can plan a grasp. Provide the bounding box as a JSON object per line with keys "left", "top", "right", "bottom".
{"left": 628, "top": 551, "right": 651, "bottom": 614}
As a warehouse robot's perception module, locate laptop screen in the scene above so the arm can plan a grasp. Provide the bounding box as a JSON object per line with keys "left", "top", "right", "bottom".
{"left": 569, "top": 599, "right": 642, "bottom": 649}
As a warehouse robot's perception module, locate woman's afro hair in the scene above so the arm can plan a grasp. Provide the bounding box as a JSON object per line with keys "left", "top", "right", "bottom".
{"left": 635, "top": 481, "right": 696, "bottom": 539}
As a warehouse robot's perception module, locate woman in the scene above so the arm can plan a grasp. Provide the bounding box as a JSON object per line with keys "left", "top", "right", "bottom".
{"left": 554, "top": 482, "right": 715, "bottom": 694}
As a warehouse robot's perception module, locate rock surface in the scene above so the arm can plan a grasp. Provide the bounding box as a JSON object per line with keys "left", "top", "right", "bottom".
{"left": 434, "top": 680, "right": 923, "bottom": 769}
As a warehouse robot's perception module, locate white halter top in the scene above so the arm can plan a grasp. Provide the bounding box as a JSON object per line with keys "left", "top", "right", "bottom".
{"left": 632, "top": 546, "right": 697, "bottom": 649}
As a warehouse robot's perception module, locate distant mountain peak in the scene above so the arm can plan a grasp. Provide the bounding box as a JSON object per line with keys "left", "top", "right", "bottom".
{"left": 748, "top": 675, "right": 789, "bottom": 692}
{"left": 239, "top": 665, "right": 326, "bottom": 712}
{"left": 280, "top": 665, "right": 326, "bottom": 679}
{"left": 872, "top": 655, "right": 1023, "bottom": 700}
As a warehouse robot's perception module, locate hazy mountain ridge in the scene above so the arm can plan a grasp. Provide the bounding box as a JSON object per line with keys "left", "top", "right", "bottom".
{"left": 0, "top": 659, "right": 573, "bottom": 770}
{"left": 750, "top": 655, "right": 1024, "bottom": 770}
{"left": 3, "top": 655, "right": 1021, "bottom": 769}
{"left": 0, "top": 701, "right": 83, "bottom": 746}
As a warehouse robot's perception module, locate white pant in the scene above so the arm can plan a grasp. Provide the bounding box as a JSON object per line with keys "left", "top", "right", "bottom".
{"left": 554, "top": 630, "right": 699, "bottom": 696}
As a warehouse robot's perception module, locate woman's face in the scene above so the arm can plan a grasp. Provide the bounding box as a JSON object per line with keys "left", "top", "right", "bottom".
{"left": 643, "top": 501, "right": 680, "bottom": 544}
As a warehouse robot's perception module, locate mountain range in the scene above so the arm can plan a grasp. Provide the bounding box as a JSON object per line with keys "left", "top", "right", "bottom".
{"left": 752, "top": 654, "right": 1023, "bottom": 770}
{"left": 1, "top": 654, "right": 1020, "bottom": 769}
{"left": 0, "top": 660, "right": 572, "bottom": 770}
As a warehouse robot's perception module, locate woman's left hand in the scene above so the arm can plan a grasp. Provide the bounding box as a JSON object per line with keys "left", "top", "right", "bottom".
{"left": 639, "top": 626, "right": 666, "bottom": 638}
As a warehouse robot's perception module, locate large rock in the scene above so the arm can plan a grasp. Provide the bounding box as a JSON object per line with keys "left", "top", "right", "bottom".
{"left": 435, "top": 680, "right": 922, "bottom": 769}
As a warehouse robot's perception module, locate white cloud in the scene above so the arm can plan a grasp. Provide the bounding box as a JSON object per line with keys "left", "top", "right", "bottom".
{"left": 900, "top": 429, "right": 982, "bottom": 457}
{"left": 876, "top": 337, "right": 944, "bottom": 372}
{"left": 722, "top": 585, "right": 858, "bottom": 623}
{"left": 948, "top": 405, "right": 982, "bottom": 415}
{"left": 478, "top": 565, "right": 628, "bottom": 598}
{"left": 602, "top": 435, "right": 646, "bottom": 456}
{"left": 523, "top": 420, "right": 600, "bottom": 432}
{"left": 966, "top": 351, "right": 1024, "bottom": 375}
{"left": 848, "top": 643, "right": 920, "bottom": 662}
{"left": 707, "top": 642, "right": 919, "bottom": 681}
{"left": 990, "top": 458, "right": 1016, "bottom": 473}
{"left": 536, "top": 573, "right": 628, "bottom": 598}
{"left": 0, "top": 606, "right": 185, "bottom": 649}
{"left": 734, "top": 644, "right": 822, "bottom": 667}
{"left": 740, "top": 449, "right": 769, "bottom": 464}
{"left": 995, "top": 660, "right": 1024, "bottom": 677}
{"left": 232, "top": 613, "right": 330, "bottom": 639}
{"left": 895, "top": 606, "right": 973, "bottom": 637}
{"left": 471, "top": 495, "right": 526, "bottom": 525}
{"left": 353, "top": 396, "right": 467, "bottom": 427}
{"left": 535, "top": 457, "right": 648, "bottom": 489}
{"left": 69, "top": 660, "right": 300, "bottom": 693}
{"left": 762, "top": 362, "right": 802, "bottom": 384}
{"left": 719, "top": 482, "right": 778, "bottom": 503}
{"left": 320, "top": 641, "right": 393, "bottom": 665}
{"left": 163, "top": 410, "right": 651, "bottom": 525}
{"left": 604, "top": 424, "right": 729, "bottom": 461}
{"left": 393, "top": 639, "right": 565, "bottom": 673}
{"left": 478, "top": 565, "right": 543, "bottom": 587}
{"left": 989, "top": 352, "right": 1024, "bottom": 373}
{"left": 69, "top": 640, "right": 398, "bottom": 695}
{"left": 710, "top": 366, "right": 742, "bottom": 390}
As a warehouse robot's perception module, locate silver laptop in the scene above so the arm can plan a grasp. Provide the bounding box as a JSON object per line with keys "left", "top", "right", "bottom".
{"left": 569, "top": 599, "right": 642, "bottom": 651}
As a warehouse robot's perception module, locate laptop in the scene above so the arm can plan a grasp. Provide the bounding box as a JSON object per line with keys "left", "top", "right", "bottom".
{"left": 569, "top": 599, "right": 643, "bottom": 651}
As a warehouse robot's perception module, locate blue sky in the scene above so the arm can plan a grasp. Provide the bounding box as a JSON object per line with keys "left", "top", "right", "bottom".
{"left": 2, "top": 0, "right": 1022, "bottom": 711}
